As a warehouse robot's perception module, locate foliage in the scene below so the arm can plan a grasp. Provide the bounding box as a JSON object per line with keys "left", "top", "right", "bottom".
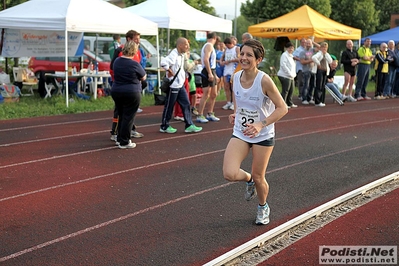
{"left": 0, "top": 0, "right": 24, "bottom": 9}
{"left": 330, "top": 0, "right": 379, "bottom": 36}
{"left": 374, "top": 0, "right": 399, "bottom": 33}
{"left": 241, "top": 0, "right": 331, "bottom": 24}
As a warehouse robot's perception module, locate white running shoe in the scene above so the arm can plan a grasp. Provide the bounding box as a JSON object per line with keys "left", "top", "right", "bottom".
{"left": 118, "top": 140, "right": 136, "bottom": 149}
{"left": 222, "top": 102, "right": 232, "bottom": 110}
{"left": 255, "top": 203, "right": 270, "bottom": 225}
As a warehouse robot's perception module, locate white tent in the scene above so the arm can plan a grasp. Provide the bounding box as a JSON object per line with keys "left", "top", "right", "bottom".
{"left": 0, "top": 0, "right": 159, "bottom": 106}
{"left": 124, "top": 0, "right": 232, "bottom": 49}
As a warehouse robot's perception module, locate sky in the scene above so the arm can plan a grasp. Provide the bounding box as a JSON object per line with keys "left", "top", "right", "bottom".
{"left": 208, "top": 0, "right": 246, "bottom": 20}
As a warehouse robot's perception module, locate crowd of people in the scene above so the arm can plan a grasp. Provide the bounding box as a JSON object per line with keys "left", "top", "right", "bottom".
{"left": 281, "top": 37, "right": 399, "bottom": 107}
{"left": 108, "top": 30, "right": 399, "bottom": 225}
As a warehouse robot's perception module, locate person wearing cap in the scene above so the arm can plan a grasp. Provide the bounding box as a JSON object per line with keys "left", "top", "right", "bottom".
{"left": 277, "top": 42, "right": 297, "bottom": 108}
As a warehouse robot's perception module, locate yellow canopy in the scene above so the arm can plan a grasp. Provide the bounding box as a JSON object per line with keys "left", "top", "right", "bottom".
{"left": 248, "top": 5, "right": 361, "bottom": 40}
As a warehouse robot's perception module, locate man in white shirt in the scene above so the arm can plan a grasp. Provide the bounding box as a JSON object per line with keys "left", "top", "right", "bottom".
{"left": 159, "top": 37, "right": 202, "bottom": 134}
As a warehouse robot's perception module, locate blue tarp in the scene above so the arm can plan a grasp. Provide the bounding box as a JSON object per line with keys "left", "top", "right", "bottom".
{"left": 361, "top": 27, "right": 399, "bottom": 45}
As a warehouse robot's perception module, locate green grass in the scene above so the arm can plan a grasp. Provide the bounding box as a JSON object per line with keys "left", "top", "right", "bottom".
{"left": 0, "top": 92, "right": 158, "bottom": 120}
{"left": 0, "top": 89, "right": 227, "bottom": 120}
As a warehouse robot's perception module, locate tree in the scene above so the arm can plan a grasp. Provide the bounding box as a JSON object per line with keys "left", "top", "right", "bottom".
{"left": 330, "top": 0, "right": 379, "bottom": 36}
{"left": 0, "top": 0, "right": 25, "bottom": 10}
{"left": 241, "top": 0, "right": 331, "bottom": 24}
{"left": 374, "top": 0, "right": 399, "bottom": 32}
{"left": 123, "top": 0, "right": 145, "bottom": 6}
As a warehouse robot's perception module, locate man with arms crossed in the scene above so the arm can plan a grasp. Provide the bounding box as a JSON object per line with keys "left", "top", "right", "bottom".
{"left": 340, "top": 40, "right": 359, "bottom": 102}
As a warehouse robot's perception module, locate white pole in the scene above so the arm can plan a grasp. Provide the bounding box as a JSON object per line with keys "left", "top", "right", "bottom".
{"left": 65, "top": 29, "right": 69, "bottom": 107}
{"left": 156, "top": 32, "right": 161, "bottom": 94}
{"left": 234, "top": 0, "right": 237, "bottom": 37}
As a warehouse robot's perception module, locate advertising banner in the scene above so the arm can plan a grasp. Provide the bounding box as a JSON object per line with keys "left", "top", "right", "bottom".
{"left": 1, "top": 29, "right": 84, "bottom": 57}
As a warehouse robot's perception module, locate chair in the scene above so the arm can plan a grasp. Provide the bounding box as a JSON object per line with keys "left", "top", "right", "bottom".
{"left": 81, "top": 69, "right": 104, "bottom": 94}
{"left": 79, "top": 68, "right": 91, "bottom": 93}
{"left": 44, "top": 81, "right": 55, "bottom": 98}
{"left": 13, "top": 67, "right": 23, "bottom": 82}
{"left": 12, "top": 67, "right": 37, "bottom": 96}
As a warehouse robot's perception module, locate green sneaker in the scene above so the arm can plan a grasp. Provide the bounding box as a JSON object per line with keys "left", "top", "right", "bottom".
{"left": 185, "top": 124, "right": 202, "bottom": 133}
{"left": 160, "top": 126, "right": 177, "bottom": 134}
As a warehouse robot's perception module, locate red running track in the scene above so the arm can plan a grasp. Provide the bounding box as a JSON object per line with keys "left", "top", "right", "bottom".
{"left": 1, "top": 96, "right": 399, "bottom": 265}
{"left": 261, "top": 188, "right": 399, "bottom": 265}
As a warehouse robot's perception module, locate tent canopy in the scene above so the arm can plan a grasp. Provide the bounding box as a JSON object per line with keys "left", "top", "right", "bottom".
{"left": 361, "top": 27, "right": 399, "bottom": 45}
{"left": 124, "top": 0, "right": 232, "bottom": 34}
{"left": 248, "top": 5, "right": 361, "bottom": 40}
{"left": 0, "top": 0, "right": 158, "bottom": 35}
{"left": 0, "top": 0, "right": 159, "bottom": 107}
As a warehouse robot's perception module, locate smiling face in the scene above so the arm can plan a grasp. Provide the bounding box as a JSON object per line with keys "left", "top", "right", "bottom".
{"left": 239, "top": 41, "right": 263, "bottom": 70}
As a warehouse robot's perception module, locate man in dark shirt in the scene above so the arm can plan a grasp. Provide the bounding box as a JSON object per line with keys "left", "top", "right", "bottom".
{"left": 340, "top": 40, "right": 359, "bottom": 102}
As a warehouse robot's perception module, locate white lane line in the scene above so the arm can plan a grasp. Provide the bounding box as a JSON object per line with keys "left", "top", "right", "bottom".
{"left": 2, "top": 132, "right": 399, "bottom": 202}
{"left": 0, "top": 128, "right": 228, "bottom": 169}
{"left": 1, "top": 105, "right": 397, "bottom": 141}
{"left": 0, "top": 111, "right": 163, "bottom": 132}
{"left": 2, "top": 137, "right": 399, "bottom": 262}
{"left": 2, "top": 114, "right": 399, "bottom": 168}
{"left": 203, "top": 172, "right": 399, "bottom": 266}
{"left": 0, "top": 117, "right": 107, "bottom": 132}
{"left": 1, "top": 104, "right": 398, "bottom": 149}
{"left": 0, "top": 149, "right": 225, "bottom": 202}
{"left": 0, "top": 182, "right": 232, "bottom": 262}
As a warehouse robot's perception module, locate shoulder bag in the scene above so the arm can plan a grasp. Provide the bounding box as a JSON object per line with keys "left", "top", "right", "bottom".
{"left": 160, "top": 57, "right": 184, "bottom": 93}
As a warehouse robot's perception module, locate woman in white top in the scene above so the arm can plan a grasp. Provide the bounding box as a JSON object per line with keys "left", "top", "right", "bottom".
{"left": 312, "top": 42, "right": 333, "bottom": 106}
{"left": 222, "top": 39, "right": 288, "bottom": 225}
{"left": 277, "top": 42, "right": 297, "bottom": 108}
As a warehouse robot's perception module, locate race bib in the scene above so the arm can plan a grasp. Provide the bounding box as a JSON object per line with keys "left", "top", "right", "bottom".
{"left": 237, "top": 108, "right": 261, "bottom": 132}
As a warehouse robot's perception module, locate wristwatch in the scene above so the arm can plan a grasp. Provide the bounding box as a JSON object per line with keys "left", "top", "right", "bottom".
{"left": 261, "top": 120, "right": 267, "bottom": 128}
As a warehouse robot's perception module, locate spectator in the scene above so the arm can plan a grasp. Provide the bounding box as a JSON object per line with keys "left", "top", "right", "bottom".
{"left": 197, "top": 32, "right": 220, "bottom": 123}
{"left": 374, "top": 43, "right": 389, "bottom": 99}
{"left": 293, "top": 38, "right": 306, "bottom": 99}
{"left": 215, "top": 37, "right": 225, "bottom": 96}
{"left": 277, "top": 42, "right": 297, "bottom": 108}
{"left": 312, "top": 42, "right": 333, "bottom": 107}
{"left": 383, "top": 40, "right": 397, "bottom": 97}
{"left": 300, "top": 39, "right": 318, "bottom": 105}
{"left": 340, "top": 40, "right": 359, "bottom": 102}
{"left": 394, "top": 42, "right": 399, "bottom": 96}
{"left": 159, "top": 37, "right": 202, "bottom": 134}
{"left": 111, "top": 41, "right": 146, "bottom": 149}
{"left": 232, "top": 32, "right": 253, "bottom": 75}
{"left": 223, "top": 39, "right": 288, "bottom": 225}
{"left": 173, "top": 51, "right": 197, "bottom": 121}
{"left": 108, "top": 34, "right": 121, "bottom": 59}
{"left": 220, "top": 37, "right": 240, "bottom": 110}
{"left": 110, "top": 30, "right": 146, "bottom": 142}
{"left": 326, "top": 60, "right": 347, "bottom": 102}
{"left": 355, "top": 38, "right": 374, "bottom": 100}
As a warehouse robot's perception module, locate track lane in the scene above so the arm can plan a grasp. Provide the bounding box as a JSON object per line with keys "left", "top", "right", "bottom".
{"left": 1, "top": 99, "right": 399, "bottom": 265}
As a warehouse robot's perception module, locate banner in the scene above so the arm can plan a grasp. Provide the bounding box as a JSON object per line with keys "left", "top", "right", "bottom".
{"left": 195, "top": 31, "right": 207, "bottom": 41}
{"left": 1, "top": 29, "right": 84, "bottom": 57}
